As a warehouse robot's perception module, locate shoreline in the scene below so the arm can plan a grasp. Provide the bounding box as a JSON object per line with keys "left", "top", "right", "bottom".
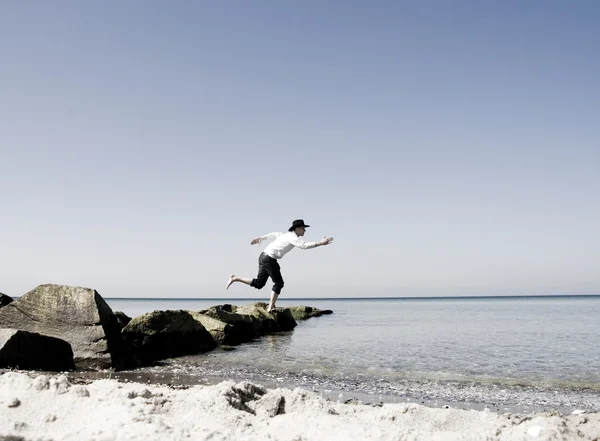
{"left": 1, "top": 370, "right": 599, "bottom": 441}
{"left": 63, "top": 360, "right": 600, "bottom": 415}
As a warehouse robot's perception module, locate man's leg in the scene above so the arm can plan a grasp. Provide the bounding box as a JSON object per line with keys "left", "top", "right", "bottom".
{"left": 268, "top": 291, "right": 279, "bottom": 312}
{"left": 267, "top": 260, "right": 284, "bottom": 312}
{"left": 227, "top": 254, "right": 269, "bottom": 289}
{"left": 226, "top": 275, "right": 253, "bottom": 289}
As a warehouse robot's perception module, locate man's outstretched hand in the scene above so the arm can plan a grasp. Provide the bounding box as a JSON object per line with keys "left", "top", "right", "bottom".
{"left": 320, "top": 237, "right": 334, "bottom": 246}
{"left": 250, "top": 237, "right": 263, "bottom": 245}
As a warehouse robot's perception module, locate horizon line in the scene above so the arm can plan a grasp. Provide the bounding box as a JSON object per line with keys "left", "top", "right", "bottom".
{"left": 100, "top": 294, "right": 600, "bottom": 301}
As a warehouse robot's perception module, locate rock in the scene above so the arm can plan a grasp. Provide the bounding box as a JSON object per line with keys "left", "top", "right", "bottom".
{"left": 188, "top": 312, "right": 248, "bottom": 346}
{"left": 113, "top": 311, "right": 132, "bottom": 330}
{"left": 235, "top": 303, "right": 280, "bottom": 335}
{"left": 122, "top": 310, "right": 216, "bottom": 362}
{"left": 0, "top": 292, "right": 13, "bottom": 308}
{"left": 0, "top": 284, "right": 127, "bottom": 370}
{"left": 269, "top": 308, "right": 297, "bottom": 332}
{"left": 0, "top": 328, "right": 75, "bottom": 371}
{"left": 255, "top": 394, "right": 286, "bottom": 417}
{"left": 7, "top": 397, "right": 21, "bottom": 408}
{"left": 288, "top": 306, "right": 333, "bottom": 321}
{"left": 199, "top": 305, "right": 258, "bottom": 342}
{"left": 199, "top": 304, "right": 297, "bottom": 338}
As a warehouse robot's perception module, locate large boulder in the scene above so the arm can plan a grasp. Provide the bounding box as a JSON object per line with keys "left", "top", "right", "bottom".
{"left": 200, "top": 303, "right": 297, "bottom": 336}
{"left": 199, "top": 305, "right": 257, "bottom": 342}
{"left": 0, "top": 292, "right": 13, "bottom": 308}
{"left": 0, "top": 328, "right": 75, "bottom": 371}
{"left": 269, "top": 308, "right": 297, "bottom": 332}
{"left": 189, "top": 311, "right": 250, "bottom": 346}
{"left": 235, "top": 303, "right": 280, "bottom": 335}
{"left": 288, "top": 306, "right": 333, "bottom": 321}
{"left": 122, "top": 310, "right": 216, "bottom": 363}
{"left": 0, "top": 284, "right": 127, "bottom": 370}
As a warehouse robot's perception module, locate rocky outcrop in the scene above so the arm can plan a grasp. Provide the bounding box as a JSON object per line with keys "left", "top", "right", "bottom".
{"left": 197, "top": 303, "right": 298, "bottom": 340}
{"left": 0, "top": 284, "right": 127, "bottom": 370}
{"left": 0, "top": 284, "right": 332, "bottom": 373}
{"left": 0, "top": 328, "right": 75, "bottom": 371}
{"left": 122, "top": 310, "right": 216, "bottom": 363}
{"left": 0, "top": 292, "right": 13, "bottom": 308}
{"left": 288, "top": 306, "right": 333, "bottom": 321}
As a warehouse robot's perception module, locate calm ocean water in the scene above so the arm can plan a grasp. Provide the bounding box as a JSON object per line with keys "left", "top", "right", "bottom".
{"left": 104, "top": 296, "right": 600, "bottom": 411}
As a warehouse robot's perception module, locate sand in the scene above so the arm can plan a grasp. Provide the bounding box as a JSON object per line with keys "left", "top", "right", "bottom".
{"left": 1, "top": 372, "right": 598, "bottom": 441}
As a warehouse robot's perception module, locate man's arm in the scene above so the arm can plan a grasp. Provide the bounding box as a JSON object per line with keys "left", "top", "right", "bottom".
{"left": 289, "top": 236, "right": 334, "bottom": 249}
{"left": 250, "top": 232, "right": 282, "bottom": 245}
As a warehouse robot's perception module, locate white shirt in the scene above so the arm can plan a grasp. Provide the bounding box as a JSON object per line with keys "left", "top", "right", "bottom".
{"left": 261, "top": 232, "right": 319, "bottom": 259}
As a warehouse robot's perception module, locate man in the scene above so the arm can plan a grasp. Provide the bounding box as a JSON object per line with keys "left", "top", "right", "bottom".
{"left": 226, "top": 219, "right": 334, "bottom": 312}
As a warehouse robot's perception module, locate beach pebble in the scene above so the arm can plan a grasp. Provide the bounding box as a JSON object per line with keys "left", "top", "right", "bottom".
{"left": 254, "top": 393, "right": 286, "bottom": 417}
{"left": 140, "top": 388, "right": 153, "bottom": 399}
{"left": 572, "top": 409, "right": 586, "bottom": 415}
{"left": 44, "top": 414, "right": 58, "bottom": 423}
{"left": 7, "top": 397, "right": 21, "bottom": 408}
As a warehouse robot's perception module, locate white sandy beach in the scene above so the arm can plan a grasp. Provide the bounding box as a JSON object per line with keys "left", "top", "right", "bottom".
{"left": 1, "top": 372, "right": 598, "bottom": 441}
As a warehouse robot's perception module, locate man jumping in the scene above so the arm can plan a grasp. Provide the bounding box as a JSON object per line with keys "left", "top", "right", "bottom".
{"left": 226, "top": 219, "right": 334, "bottom": 312}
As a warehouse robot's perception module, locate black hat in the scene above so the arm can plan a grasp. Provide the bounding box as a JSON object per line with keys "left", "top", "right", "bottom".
{"left": 288, "top": 219, "right": 310, "bottom": 231}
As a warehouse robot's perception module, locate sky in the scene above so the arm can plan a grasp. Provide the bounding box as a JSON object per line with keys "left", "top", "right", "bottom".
{"left": 1, "top": 1, "right": 599, "bottom": 299}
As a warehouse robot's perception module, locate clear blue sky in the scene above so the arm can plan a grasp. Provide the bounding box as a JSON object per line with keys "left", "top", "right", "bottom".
{"left": 2, "top": 1, "right": 599, "bottom": 298}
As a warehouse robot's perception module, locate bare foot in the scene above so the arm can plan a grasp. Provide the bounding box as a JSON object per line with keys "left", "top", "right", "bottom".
{"left": 226, "top": 275, "right": 236, "bottom": 289}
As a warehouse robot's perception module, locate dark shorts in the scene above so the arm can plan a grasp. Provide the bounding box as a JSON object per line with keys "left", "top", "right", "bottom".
{"left": 250, "top": 253, "right": 284, "bottom": 294}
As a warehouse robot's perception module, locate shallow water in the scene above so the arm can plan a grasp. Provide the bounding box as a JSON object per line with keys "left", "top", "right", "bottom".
{"left": 105, "top": 296, "right": 600, "bottom": 412}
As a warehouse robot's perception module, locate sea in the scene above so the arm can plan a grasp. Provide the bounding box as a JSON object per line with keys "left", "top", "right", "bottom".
{"left": 100, "top": 295, "right": 600, "bottom": 413}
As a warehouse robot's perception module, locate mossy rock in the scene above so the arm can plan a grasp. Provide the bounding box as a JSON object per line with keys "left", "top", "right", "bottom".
{"left": 122, "top": 310, "right": 216, "bottom": 362}
{"left": 269, "top": 308, "right": 297, "bottom": 331}
{"left": 199, "top": 305, "right": 258, "bottom": 339}
{"left": 189, "top": 311, "right": 252, "bottom": 345}
{"left": 235, "top": 303, "right": 279, "bottom": 334}
{"left": 288, "top": 306, "right": 333, "bottom": 321}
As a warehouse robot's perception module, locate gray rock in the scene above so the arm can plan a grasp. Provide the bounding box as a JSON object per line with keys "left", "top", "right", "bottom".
{"left": 0, "top": 293, "right": 13, "bottom": 308}
{"left": 200, "top": 303, "right": 297, "bottom": 337}
{"left": 188, "top": 311, "right": 246, "bottom": 345}
{"left": 288, "top": 305, "right": 333, "bottom": 320}
{"left": 0, "top": 328, "right": 75, "bottom": 371}
{"left": 254, "top": 394, "right": 286, "bottom": 417}
{"left": 0, "top": 284, "right": 127, "bottom": 370}
{"left": 235, "top": 303, "right": 280, "bottom": 335}
{"left": 199, "top": 305, "right": 257, "bottom": 342}
{"left": 122, "top": 310, "right": 216, "bottom": 362}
